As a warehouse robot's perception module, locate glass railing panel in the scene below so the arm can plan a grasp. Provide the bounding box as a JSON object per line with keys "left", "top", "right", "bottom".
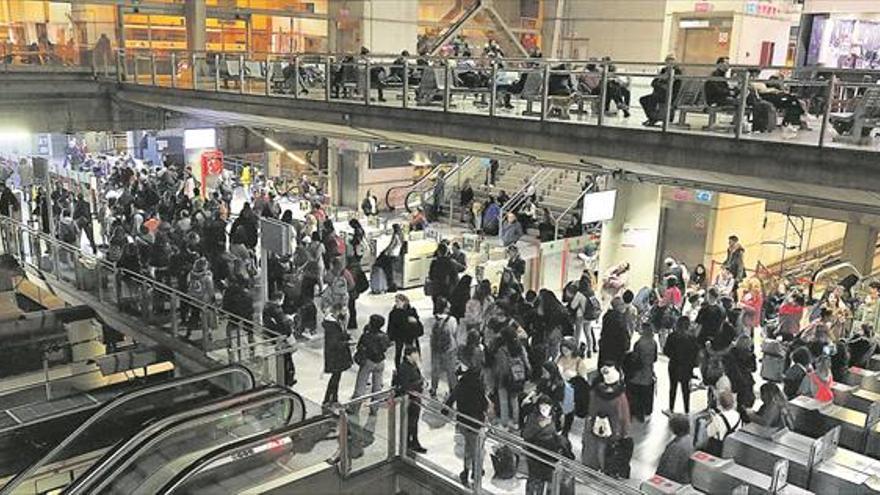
{"left": 164, "top": 418, "right": 338, "bottom": 495}
{"left": 345, "top": 392, "right": 392, "bottom": 475}
{"left": 494, "top": 60, "right": 543, "bottom": 122}
{"left": 2, "top": 367, "right": 255, "bottom": 495}
{"left": 95, "top": 393, "right": 297, "bottom": 495}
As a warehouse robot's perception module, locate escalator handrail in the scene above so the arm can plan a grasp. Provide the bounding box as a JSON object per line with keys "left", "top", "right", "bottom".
{"left": 157, "top": 415, "right": 336, "bottom": 495}
{"left": 0, "top": 364, "right": 256, "bottom": 495}
{"left": 65, "top": 387, "right": 304, "bottom": 495}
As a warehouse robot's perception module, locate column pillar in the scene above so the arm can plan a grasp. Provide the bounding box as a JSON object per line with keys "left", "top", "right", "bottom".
{"left": 842, "top": 223, "right": 879, "bottom": 276}
{"left": 185, "top": 0, "right": 207, "bottom": 53}
{"left": 598, "top": 180, "right": 662, "bottom": 290}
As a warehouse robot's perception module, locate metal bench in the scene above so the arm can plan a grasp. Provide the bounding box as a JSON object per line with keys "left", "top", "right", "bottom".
{"left": 675, "top": 78, "right": 738, "bottom": 131}
{"left": 830, "top": 86, "right": 880, "bottom": 145}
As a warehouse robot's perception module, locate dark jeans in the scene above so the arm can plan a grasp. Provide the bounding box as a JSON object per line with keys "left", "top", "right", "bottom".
{"left": 347, "top": 294, "right": 358, "bottom": 329}
{"left": 323, "top": 370, "right": 342, "bottom": 405}
{"left": 669, "top": 369, "right": 690, "bottom": 413}
{"left": 377, "top": 254, "right": 398, "bottom": 290}
{"left": 407, "top": 400, "right": 422, "bottom": 448}
{"left": 627, "top": 382, "right": 654, "bottom": 419}
{"left": 394, "top": 339, "right": 421, "bottom": 368}
{"left": 526, "top": 478, "right": 548, "bottom": 495}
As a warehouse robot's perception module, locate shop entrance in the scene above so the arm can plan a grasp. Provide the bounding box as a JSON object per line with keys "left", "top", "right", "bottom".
{"left": 657, "top": 202, "right": 710, "bottom": 277}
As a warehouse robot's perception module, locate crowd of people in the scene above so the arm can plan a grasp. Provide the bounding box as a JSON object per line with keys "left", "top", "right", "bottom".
{"left": 14, "top": 151, "right": 880, "bottom": 491}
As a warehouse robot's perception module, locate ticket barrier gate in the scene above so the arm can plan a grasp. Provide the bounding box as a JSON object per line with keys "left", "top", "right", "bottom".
{"left": 850, "top": 368, "right": 880, "bottom": 393}
{"left": 690, "top": 451, "right": 812, "bottom": 495}
{"left": 832, "top": 382, "right": 858, "bottom": 406}
{"left": 789, "top": 396, "right": 880, "bottom": 457}
{"left": 640, "top": 475, "right": 702, "bottom": 495}
{"left": 845, "top": 389, "right": 880, "bottom": 414}
{"left": 725, "top": 424, "right": 880, "bottom": 494}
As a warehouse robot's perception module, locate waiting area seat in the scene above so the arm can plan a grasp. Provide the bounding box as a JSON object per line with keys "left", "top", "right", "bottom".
{"left": 830, "top": 87, "right": 880, "bottom": 145}
{"left": 674, "top": 79, "right": 738, "bottom": 131}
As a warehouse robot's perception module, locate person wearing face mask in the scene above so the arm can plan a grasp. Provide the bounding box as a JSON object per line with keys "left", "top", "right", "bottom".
{"left": 395, "top": 345, "right": 427, "bottom": 454}
{"left": 523, "top": 395, "right": 567, "bottom": 495}
{"left": 582, "top": 366, "right": 632, "bottom": 478}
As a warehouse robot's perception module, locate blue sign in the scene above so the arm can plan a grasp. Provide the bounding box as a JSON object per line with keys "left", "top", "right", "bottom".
{"left": 695, "top": 190, "right": 713, "bottom": 203}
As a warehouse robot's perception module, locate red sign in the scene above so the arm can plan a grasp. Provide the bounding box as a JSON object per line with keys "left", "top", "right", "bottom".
{"left": 200, "top": 150, "right": 224, "bottom": 198}
{"left": 694, "top": 2, "right": 714, "bottom": 12}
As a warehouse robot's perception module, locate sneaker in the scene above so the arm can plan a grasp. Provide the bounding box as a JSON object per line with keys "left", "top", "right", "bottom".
{"left": 662, "top": 409, "right": 673, "bottom": 417}
{"left": 410, "top": 444, "right": 427, "bottom": 454}
{"left": 459, "top": 470, "right": 470, "bottom": 487}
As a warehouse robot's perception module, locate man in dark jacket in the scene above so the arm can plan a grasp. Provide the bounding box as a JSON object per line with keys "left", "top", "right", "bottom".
{"left": 388, "top": 294, "right": 423, "bottom": 367}
{"left": 704, "top": 57, "right": 737, "bottom": 107}
{"left": 523, "top": 395, "right": 566, "bottom": 494}
{"left": 599, "top": 298, "right": 630, "bottom": 368}
{"left": 396, "top": 345, "right": 427, "bottom": 454}
{"left": 322, "top": 304, "right": 352, "bottom": 406}
{"left": 696, "top": 288, "right": 726, "bottom": 346}
{"left": 444, "top": 364, "right": 489, "bottom": 487}
{"left": 428, "top": 243, "right": 458, "bottom": 313}
{"left": 352, "top": 314, "right": 391, "bottom": 410}
{"left": 784, "top": 347, "right": 812, "bottom": 400}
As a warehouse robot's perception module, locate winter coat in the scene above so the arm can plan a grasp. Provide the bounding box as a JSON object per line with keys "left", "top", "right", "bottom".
{"left": 627, "top": 336, "right": 657, "bottom": 386}
{"left": 655, "top": 434, "right": 694, "bottom": 484}
{"left": 582, "top": 381, "right": 630, "bottom": 469}
{"left": 396, "top": 358, "right": 423, "bottom": 395}
{"left": 664, "top": 331, "right": 699, "bottom": 381}
{"left": 522, "top": 415, "right": 564, "bottom": 482}
{"left": 387, "top": 306, "right": 424, "bottom": 344}
{"left": 323, "top": 316, "right": 353, "bottom": 373}
{"left": 599, "top": 310, "right": 629, "bottom": 367}
{"left": 445, "top": 369, "right": 488, "bottom": 429}
{"left": 356, "top": 327, "right": 392, "bottom": 363}
{"left": 428, "top": 256, "right": 458, "bottom": 298}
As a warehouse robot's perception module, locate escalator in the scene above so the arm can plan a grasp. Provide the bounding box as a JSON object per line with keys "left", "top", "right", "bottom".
{"left": 1, "top": 365, "right": 256, "bottom": 495}
{"left": 63, "top": 387, "right": 306, "bottom": 495}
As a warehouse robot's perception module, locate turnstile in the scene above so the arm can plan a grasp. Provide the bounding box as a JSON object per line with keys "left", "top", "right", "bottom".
{"left": 690, "top": 451, "right": 813, "bottom": 495}
{"left": 789, "top": 396, "right": 880, "bottom": 456}
{"left": 725, "top": 424, "right": 880, "bottom": 494}
{"left": 641, "top": 474, "right": 702, "bottom": 495}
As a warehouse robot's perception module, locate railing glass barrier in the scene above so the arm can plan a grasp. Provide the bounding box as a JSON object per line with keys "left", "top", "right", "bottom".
{"left": 66, "top": 387, "right": 305, "bottom": 494}
{"left": 96, "top": 49, "right": 880, "bottom": 152}
{"left": 1, "top": 365, "right": 255, "bottom": 495}
{"left": 0, "top": 216, "right": 291, "bottom": 387}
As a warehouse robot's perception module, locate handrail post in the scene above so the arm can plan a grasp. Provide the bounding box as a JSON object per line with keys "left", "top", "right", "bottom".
{"left": 541, "top": 62, "right": 550, "bottom": 121}
{"left": 116, "top": 49, "right": 123, "bottom": 82}
{"left": 214, "top": 53, "right": 220, "bottom": 92}
{"left": 819, "top": 76, "right": 834, "bottom": 148}
{"left": 364, "top": 57, "right": 371, "bottom": 106}
{"left": 399, "top": 393, "right": 410, "bottom": 456}
{"left": 238, "top": 54, "right": 245, "bottom": 94}
{"left": 598, "top": 62, "right": 609, "bottom": 126}
{"left": 554, "top": 181, "right": 594, "bottom": 240}
{"left": 191, "top": 52, "right": 198, "bottom": 90}
{"left": 735, "top": 70, "right": 750, "bottom": 140}
{"left": 338, "top": 407, "right": 351, "bottom": 476}
{"left": 133, "top": 53, "right": 139, "bottom": 84}
{"left": 472, "top": 428, "right": 487, "bottom": 493}
{"left": 443, "top": 61, "right": 451, "bottom": 112}
{"left": 170, "top": 293, "right": 180, "bottom": 338}
{"left": 293, "top": 56, "right": 300, "bottom": 99}
{"left": 386, "top": 394, "right": 397, "bottom": 459}
{"left": 550, "top": 464, "right": 564, "bottom": 495}
{"left": 489, "top": 60, "right": 498, "bottom": 117}
{"left": 170, "top": 52, "right": 177, "bottom": 88}
{"left": 402, "top": 59, "right": 410, "bottom": 109}
{"left": 149, "top": 52, "right": 156, "bottom": 86}
{"left": 265, "top": 55, "right": 271, "bottom": 96}
{"left": 325, "top": 56, "right": 332, "bottom": 101}
{"left": 662, "top": 62, "right": 675, "bottom": 132}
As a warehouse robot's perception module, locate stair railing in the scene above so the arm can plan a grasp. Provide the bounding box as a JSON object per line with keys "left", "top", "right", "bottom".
{"left": 553, "top": 181, "right": 595, "bottom": 240}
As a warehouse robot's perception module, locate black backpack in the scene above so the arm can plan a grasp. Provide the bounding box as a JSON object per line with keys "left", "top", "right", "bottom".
{"left": 490, "top": 445, "right": 519, "bottom": 480}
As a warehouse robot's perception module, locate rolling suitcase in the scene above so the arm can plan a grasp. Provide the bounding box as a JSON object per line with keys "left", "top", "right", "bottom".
{"left": 605, "top": 437, "right": 634, "bottom": 479}
{"left": 752, "top": 100, "right": 777, "bottom": 133}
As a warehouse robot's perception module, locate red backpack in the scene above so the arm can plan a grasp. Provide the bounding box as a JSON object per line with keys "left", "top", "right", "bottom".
{"left": 810, "top": 372, "right": 834, "bottom": 402}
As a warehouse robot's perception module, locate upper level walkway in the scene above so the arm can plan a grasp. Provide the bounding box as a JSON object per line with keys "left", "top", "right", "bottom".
{"left": 4, "top": 51, "right": 880, "bottom": 213}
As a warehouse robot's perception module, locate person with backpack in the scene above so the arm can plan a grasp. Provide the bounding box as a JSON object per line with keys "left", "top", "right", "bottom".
{"left": 746, "top": 383, "right": 791, "bottom": 430}
{"left": 427, "top": 243, "right": 458, "bottom": 314}
{"left": 186, "top": 256, "right": 216, "bottom": 335}
{"left": 799, "top": 354, "right": 835, "bottom": 403}
{"left": 322, "top": 258, "right": 351, "bottom": 329}
{"left": 664, "top": 316, "right": 699, "bottom": 414}
{"left": 429, "top": 297, "right": 459, "bottom": 398}
{"left": 444, "top": 362, "right": 489, "bottom": 488}
{"left": 493, "top": 326, "right": 530, "bottom": 429}
{"left": 352, "top": 314, "right": 392, "bottom": 413}
{"left": 523, "top": 395, "right": 566, "bottom": 495}
{"left": 388, "top": 293, "right": 424, "bottom": 367}
{"left": 582, "top": 366, "right": 632, "bottom": 478}
{"left": 705, "top": 390, "right": 741, "bottom": 456}
{"left": 625, "top": 323, "right": 658, "bottom": 422}
{"left": 565, "top": 281, "right": 590, "bottom": 357}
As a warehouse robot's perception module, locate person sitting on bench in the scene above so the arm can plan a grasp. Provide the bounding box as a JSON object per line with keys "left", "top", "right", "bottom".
{"left": 603, "top": 57, "right": 631, "bottom": 117}
{"left": 361, "top": 47, "right": 387, "bottom": 102}
{"left": 455, "top": 48, "right": 487, "bottom": 89}
{"left": 752, "top": 72, "right": 810, "bottom": 130}
{"left": 640, "top": 54, "right": 682, "bottom": 127}
{"left": 704, "top": 57, "right": 738, "bottom": 108}
{"left": 389, "top": 50, "right": 410, "bottom": 84}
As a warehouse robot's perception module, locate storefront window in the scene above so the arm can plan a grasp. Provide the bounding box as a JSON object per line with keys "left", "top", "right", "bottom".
{"left": 806, "top": 14, "right": 880, "bottom": 69}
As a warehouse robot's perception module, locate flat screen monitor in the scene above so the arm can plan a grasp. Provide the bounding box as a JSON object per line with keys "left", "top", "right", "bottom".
{"left": 581, "top": 190, "right": 617, "bottom": 223}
